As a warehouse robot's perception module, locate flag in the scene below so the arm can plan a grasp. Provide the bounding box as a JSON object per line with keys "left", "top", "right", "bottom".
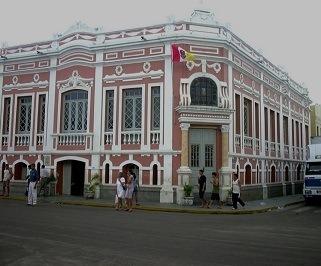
{"left": 171, "top": 44, "right": 195, "bottom": 62}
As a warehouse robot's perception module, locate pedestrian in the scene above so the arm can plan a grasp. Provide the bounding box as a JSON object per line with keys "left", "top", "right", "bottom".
{"left": 2, "top": 164, "right": 13, "bottom": 197}
{"left": 125, "top": 171, "right": 135, "bottom": 212}
{"left": 198, "top": 169, "right": 208, "bottom": 208}
{"left": 232, "top": 172, "right": 245, "bottom": 210}
{"left": 27, "top": 164, "right": 39, "bottom": 206}
{"left": 39, "top": 165, "right": 49, "bottom": 196}
{"left": 115, "top": 173, "right": 126, "bottom": 210}
{"left": 207, "top": 172, "right": 222, "bottom": 208}
{"left": 130, "top": 169, "right": 140, "bottom": 206}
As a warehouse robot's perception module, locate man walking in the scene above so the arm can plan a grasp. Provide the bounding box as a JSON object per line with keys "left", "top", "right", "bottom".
{"left": 198, "top": 169, "right": 208, "bottom": 208}
{"left": 27, "top": 164, "right": 39, "bottom": 206}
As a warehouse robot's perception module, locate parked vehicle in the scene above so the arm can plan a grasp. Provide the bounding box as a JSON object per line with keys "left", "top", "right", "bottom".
{"left": 304, "top": 137, "right": 321, "bottom": 204}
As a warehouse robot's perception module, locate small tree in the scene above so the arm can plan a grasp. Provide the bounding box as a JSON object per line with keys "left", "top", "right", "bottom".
{"left": 183, "top": 183, "right": 193, "bottom": 197}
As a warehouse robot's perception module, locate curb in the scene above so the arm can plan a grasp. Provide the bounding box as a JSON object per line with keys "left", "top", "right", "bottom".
{"left": 1, "top": 196, "right": 285, "bottom": 215}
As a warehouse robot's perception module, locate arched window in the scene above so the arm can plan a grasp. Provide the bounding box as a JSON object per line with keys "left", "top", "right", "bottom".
{"left": 152, "top": 164, "right": 158, "bottom": 185}
{"left": 14, "top": 162, "right": 27, "bottom": 180}
{"left": 285, "top": 166, "right": 289, "bottom": 182}
{"left": 62, "top": 90, "right": 88, "bottom": 132}
{"left": 245, "top": 165, "right": 252, "bottom": 184}
{"left": 105, "top": 163, "right": 110, "bottom": 184}
{"left": 190, "top": 77, "right": 217, "bottom": 106}
{"left": 271, "top": 166, "right": 276, "bottom": 183}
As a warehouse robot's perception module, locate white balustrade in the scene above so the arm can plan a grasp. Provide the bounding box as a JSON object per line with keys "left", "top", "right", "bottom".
{"left": 15, "top": 134, "right": 30, "bottom": 146}
{"left": 121, "top": 131, "right": 141, "bottom": 144}
{"left": 2, "top": 135, "right": 8, "bottom": 146}
{"left": 243, "top": 136, "right": 253, "bottom": 148}
{"left": 276, "top": 143, "right": 281, "bottom": 156}
{"left": 150, "top": 131, "right": 160, "bottom": 144}
{"left": 235, "top": 134, "right": 241, "bottom": 147}
{"left": 104, "top": 132, "right": 113, "bottom": 145}
{"left": 270, "top": 142, "right": 276, "bottom": 152}
{"left": 265, "top": 141, "right": 269, "bottom": 152}
{"left": 284, "top": 145, "right": 289, "bottom": 154}
{"left": 58, "top": 133, "right": 86, "bottom": 145}
{"left": 254, "top": 138, "right": 260, "bottom": 150}
{"left": 36, "top": 134, "right": 44, "bottom": 145}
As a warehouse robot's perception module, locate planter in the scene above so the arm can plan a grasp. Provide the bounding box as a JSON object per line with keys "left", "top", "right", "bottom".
{"left": 182, "top": 196, "right": 194, "bottom": 206}
{"left": 85, "top": 191, "right": 94, "bottom": 199}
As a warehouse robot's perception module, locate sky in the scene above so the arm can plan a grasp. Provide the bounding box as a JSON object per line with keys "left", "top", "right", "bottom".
{"left": 0, "top": 0, "right": 320, "bottom": 104}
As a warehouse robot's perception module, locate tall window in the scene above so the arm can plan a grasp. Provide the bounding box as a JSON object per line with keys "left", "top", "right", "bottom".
{"left": 105, "top": 90, "right": 114, "bottom": 132}
{"left": 123, "top": 88, "right": 142, "bottom": 130}
{"left": 17, "top": 96, "right": 32, "bottom": 133}
{"left": 2, "top": 98, "right": 11, "bottom": 134}
{"left": 190, "top": 77, "right": 217, "bottom": 106}
{"left": 151, "top": 86, "right": 160, "bottom": 130}
{"left": 245, "top": 165, "right": 252, "bottom": 184}
{"left": 38, "top": 95, "right": 46, "bottom": 133}
{"left": 153, "top": 164, "right": 158, "bottom": 185}
{"left": 62, "top": 90, "right": 88, "bottom": 132}
{"left": 283, "top": 116, "right": 288, "bottom": 145}
{"left": 243, "top": 99, "right": 251, "bottom": 136}
{"left": 205, "top": 144, "right": 214, "bottom": 167}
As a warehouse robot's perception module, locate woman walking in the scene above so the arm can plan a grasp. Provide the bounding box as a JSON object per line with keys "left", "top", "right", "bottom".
{"left": 115, "top": 172, "right": 126, "bottom": 210}
{"left": 232, "top": 172, "right": 245, "bottom": 210}
{"left": 125, "top": 171, "right": 135, "bottom": 212}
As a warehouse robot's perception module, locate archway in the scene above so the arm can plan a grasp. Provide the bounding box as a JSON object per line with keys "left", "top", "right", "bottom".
{"left": 14, "top": 162, "right": 28, "bottom": 180}
{"left": 122, "top": 163, "right": 139, "bottom": 183}
{"left": 296, "top": 164, "right": 301, "bottom": 181}
{"left": 271, "top": 165, "right": 276, "bottom": 183}
{"left": 56, "top": 160, "right": 85, "bottom": 196}
{"left": 245, "top": 165, "right": 252, "bottom": 184}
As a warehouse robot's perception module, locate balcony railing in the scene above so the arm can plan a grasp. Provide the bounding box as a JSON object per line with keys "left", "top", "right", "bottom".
{"left": 121, "top": 131, "right": 141, "bottom": 144}
{"left": 15, "top": 134, "right": 30, "bottom": 146}
{"left": 235, "top": 134, "right": 241, "bottom": 147}
{"left": 150, "top": 131, "right": 160, "bottom": 144}
{"left": 36, "top": 134, "right": 44, "bottom": 145}
{"left": 104, "top": 132, "right": 113, "bottom": 145}
{"left": 2, "top": 135, "right": 8, "bottom": 146}
{"left": 270, "top": 142, "right": 276, "bottom": 152}
{"left": 254, "top": 138, "right": 260, "bottom": 150}
{"left": 58, "top": 133, "right": 87, "bottom": 145}
{"left": 244, "top": 136, "right": 253, "bottom": 149}
{"left": 284, "top": 145, "right": 289, "bottom": 154}
{"left": 265, "top": 141, "right": 269, "bottom": 152}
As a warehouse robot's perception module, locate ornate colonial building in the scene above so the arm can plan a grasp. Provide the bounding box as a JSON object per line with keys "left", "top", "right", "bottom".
{"left": 0, "top": 9, "right": 311, "bottom": 202}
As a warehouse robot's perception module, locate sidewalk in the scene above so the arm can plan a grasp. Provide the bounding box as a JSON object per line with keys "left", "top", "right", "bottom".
{"left": 0, "top": 194, "right": 304, "bottom": 214}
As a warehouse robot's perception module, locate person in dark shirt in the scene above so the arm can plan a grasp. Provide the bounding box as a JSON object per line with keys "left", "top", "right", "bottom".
{"left": 198, "top": 169, "right": 208, "bottom": 208}
{"left": 27, "top": 164, "right": 40, "bottom": 206}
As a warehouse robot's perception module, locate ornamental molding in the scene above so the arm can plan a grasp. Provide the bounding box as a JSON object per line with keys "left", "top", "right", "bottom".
{"left": 56, "top": 70, "right": 93, "bottom": 90}
{"left": 3, "top": 74, "right": 49, "bottom": 91}
{"left": 61, "top": 21, "right": 103, "bottom": 37}
{"left": 103, "top": 69, "right": 163, "bottom": 83}
{"left": 233, "top": 75, "right": 260, "bottom": 98}
{"left": 180, "top": 123, "right": 190, "bottom": 131}
{"left": 185, "top": 60, "right": 221, "bottom": 74}
{"left": 221, "top": 125, "right": 230, "bottom": 133}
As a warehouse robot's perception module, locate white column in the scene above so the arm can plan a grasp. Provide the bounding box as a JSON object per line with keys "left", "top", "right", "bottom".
{"left": 267, "top": 108, "right": 270, "bottom": 157}
{"left": 0, "top": 63, "right": 3, "bottom": 146}
{"left": 227, "top": 50, "right": 234, "bottom": 162}
{"left": 93, "top": 51, "right": 103, "bottom": 152}
{"left": 280, "top": 97, "right": 284, "bottom": 157}
{"left": 44, "top": 57, "right": 57, "bottom": 151}
{"left": 259, "top": 81, "right": 267, "bottom": 199}
{"left": 293, "top": 119, "right": 297, "bottom": 159}
{"left": 302, "top": 112, "right": 306, "bottom": 160}
{"left": 289, "top": 115, "right": 293, "bottom": 159}
{"left": 240, "top": 94, "right": 244, "bottom": 154}
{"left": 160, "top": 42, "right": 174, "bottom": 203}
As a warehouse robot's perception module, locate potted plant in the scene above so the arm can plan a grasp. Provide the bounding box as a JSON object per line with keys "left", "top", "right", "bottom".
{"left": 183, "top": 183, "right": 194, "bottom": 206}
{"left": 85, "top": 173, "right": 101, "bottom": 199}
{"left": 226, "top": 188, "right": 233, "bottom": 206}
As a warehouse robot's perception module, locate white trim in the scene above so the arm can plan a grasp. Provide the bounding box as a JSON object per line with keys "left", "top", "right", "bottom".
{"left": 11, "top": 159, "right": 29, "bottom": 180}
{"left": 102, "top": 86, "right": 117, "bottom": 146}
{"left": 102, "top": 156, "right": 113, "bottom": 185}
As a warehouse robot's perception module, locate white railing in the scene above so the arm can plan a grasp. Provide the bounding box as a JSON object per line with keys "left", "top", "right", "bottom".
{"left": 15, "top": 134, "right": 30, "bottom": 146}
{"left": 121, "top": 131, "right": 141, "bottom": 144}
{"left": 270, "top": 142, "right": 276, "bottom": 152}
{"left": 254, "top": 138, "right": 260, "bottom": 150}
{"left": 265, "top": 141, "right": 269, "bottom": 152}
{"left": 150, "top": 131, "right": 160, "bottom": 144}
{"left": 276, "top": 143, "right": 281, "bottom": 157}
{"left": 58, "top": 133, "right": 86, "bottom": 145}
{"left": 104, "top": 132, "right": 113, "bottom": 145}
{"left": 36, "top": 134, "right": 44, "bottom": 145}
{"left": 2, "top": 135, "right": 8, "bottom": 146}
{"left": 235, "top": 134, "right": 241, "bottom": 147}
{"left": 296, "top": 147, "right": 300, "bottom": 158}
{"left": 284, "top": 145, "right": 289, "bottom": 154}
{"left": 243, "top": 136, "right": 253, "bottom": 148}
{"left": 292, "top": 147, "right": 295, "bottom": 158}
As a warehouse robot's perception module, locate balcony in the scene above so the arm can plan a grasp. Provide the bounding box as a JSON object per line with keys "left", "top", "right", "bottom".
{"left": 121, "top": 131, "right": 141, "bottom": 145}
{"left": 53, "top": 133, "right": 93, "bottom": 150}
{"left": 104, "top": 132, "right": 113, "bottom": 145}
{"left": 2, "top": 135, "right": 8, "bottom": 146}
{"left": 36, "top": 134, "right": 44, "bottom": 145}
{"left": 244, "top": 136, "right": 253, "bottom": 149}
{"left": 150, "top": 131, "right": 160, "bottom": 144}
{"left": 235, "top": 134, "right": 241, "bottom": 147}
{"left": 15, "top": 134, "right": 30, "bottom": 146}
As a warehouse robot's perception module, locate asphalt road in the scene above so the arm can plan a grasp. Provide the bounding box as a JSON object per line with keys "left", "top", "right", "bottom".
{"left": 0, "top": 200, "right": 321, "bottom": 266}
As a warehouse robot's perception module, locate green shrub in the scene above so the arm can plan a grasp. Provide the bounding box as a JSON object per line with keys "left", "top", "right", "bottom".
{"left": 183, "top": 183, "right": 193, "bottom": 197}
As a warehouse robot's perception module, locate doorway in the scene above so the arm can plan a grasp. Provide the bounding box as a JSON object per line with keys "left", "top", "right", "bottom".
{"left": 189, "top": 128, "right": 216, "bottom": 190}
{"left": 56, "top": 160, "right": 85, "bottom": 196}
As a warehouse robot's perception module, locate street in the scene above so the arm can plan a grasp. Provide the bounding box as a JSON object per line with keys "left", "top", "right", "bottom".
{"left": 0, "top": 200, "right": 320, "bottom": 266}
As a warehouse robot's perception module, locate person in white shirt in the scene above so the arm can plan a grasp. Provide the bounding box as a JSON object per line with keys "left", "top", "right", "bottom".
{"left": 39, "top": 165, "right": 49, "bottom": 196}
{"left": 232, "top": 172, "right": 245, "bottom": 210}
{"left": 115, "top": 172, "right": 126, "bottom": 210}
{"left": 2, "top": 164, "right": 12, "bottom": 197}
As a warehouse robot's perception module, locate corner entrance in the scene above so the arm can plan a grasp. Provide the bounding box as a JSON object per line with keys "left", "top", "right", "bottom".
{"left": 189, "top": 128, "right": 216, "bottom": 190}
{"left": 56, "top": 160, "right": 85, "bottom": 196}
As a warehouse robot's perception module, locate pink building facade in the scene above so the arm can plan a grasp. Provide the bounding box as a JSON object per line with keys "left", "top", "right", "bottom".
{"left": 0, "top": 9, "right": 311, "bottom": 202}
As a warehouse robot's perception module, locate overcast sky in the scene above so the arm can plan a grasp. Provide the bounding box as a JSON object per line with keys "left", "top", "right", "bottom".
{"left": 0, "top": 0, "right": 320, "bottom": 104}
